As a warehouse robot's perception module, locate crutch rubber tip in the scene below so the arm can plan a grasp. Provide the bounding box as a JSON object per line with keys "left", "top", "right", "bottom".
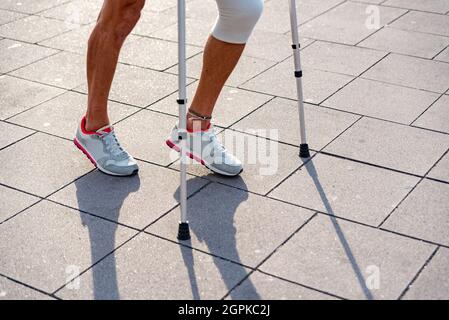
{"left": 299, "top": 144, "right": 311, "bottom": 158}
{"left": 177, "top": 222, "right": 191, "bottom": 241}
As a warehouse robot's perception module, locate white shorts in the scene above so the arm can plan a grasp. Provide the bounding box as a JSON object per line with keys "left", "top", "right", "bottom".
{"left": 212, "top": 0, "right": 264, "bottom": 44}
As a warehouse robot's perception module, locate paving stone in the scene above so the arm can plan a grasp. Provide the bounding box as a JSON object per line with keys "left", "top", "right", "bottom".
{"left": 38, "top": 23, "right": 93, "bottom": 54}
{"left": 142, "top": 0, "right": 179, "bottom": 13}
{"left": 0, "top": 200, "right": 136, "bottom": 293}
{"left": 77, "top": 64, "right": 180, "bottom": 107}
{"left": 300, "top": 2, "right": 406, "bottom": 45}
{"left": 403, "top": 248, "right": 449, "bottom": 300}
{"left": 40, "top": 0, "right": 102, "bottom": 25}
{"left": 9, "top": 91, "right": 138, "bottom": 140}
{"left": 147, "top": 182, "right": 315, "bottom": 267}
{"left": 0, "top": 15, "right": 77, "bottom": 43}
{"left": 0, "top": 276, "right": 53, "bottom": 300}
{"left": 242, "top": 57, "right": 354, "bottom": 103}
{"left": 0, "top": 185, "right": 39, "bottom": 223}
{"left": 119, "top": 37, "right": 202, "bottom": 71}
{"left": 0, "top": 9, "right": 26, "bottom": 25}
{"left": 301, "top": 41, "right": 387, "bottom": 76}
{"left": 325, "top": 117, "right": 449, "bottom": 175}
{"left": 323, "top": 78, "right": 440, "bottom": 124}
{"left": 49, "top": 161, "right": 208, "bottom": 230}
{"left": 166, "top": 52, "right": 276, "bottom": 87}
{"left": 56, "top": 233, "right": 250, "bottom": 300}
{"left": 228, "top": 271, "right": 337, "bottom": 300}
{"left": 383, "top": 0, "right": 449, "bottom": 14}
{"left": 148, "top": 81, "right": 272, "bottom": 128}
{"left": 0, "top": 133, "right": 92, "bottom": 197}
{"left": 382, "top": 179, "right": 449, "bottom": 246}
{"left": 132, "top": 11, "right": 178, "bottom": 37}
{"left": 434, "top": 46, "right": 449, "bottom": 62}
{"left": 256, "top": 0, "right": 345, "bottom": 34}
{"left": 0, "top": 39, "right": 58, "bottom": 73}
{"left": 269, "top": 153, "right": 419, "bottom": 226}
{"left": 112, "top": 109, "right": 179, "bottom": 165}
{"left": 391, "top": 11, "right": 449, "bottom": 37}
{"left": 164, "top": 0, "right": 217, "bottom": 25}
{"left": 413, "top": 95, "right": 449, "bottom": 134}
{"left": 259, "top": 214, "right": 436, "bottom": 300}
{"left": 363, "top": 54, "right": 449, "bottom": 94}
{"left": 170, "top": 130, "right": 311, "bottom": 195}
{"left": 0, "top": 121, "right": 34, "bottom": 149}
{"left": 0, "top": 0, "right": 71, "bottom": 14}
{"left": 11, "top": 51, "right": 86, "bottom": 90}
{"left": 231, "top": 97, "right": 359, "bottom": 150}
{"left": 0, "top": 75, "right": 64, "bottom": 120}
{"left": 358, "top": 27, "right": 449, "bottom": 59}
{"left": 428, "top": 152, "right": 449, "bottom": 183}
{"left": 151, "top": 17, "right": 214, "bottom": 47}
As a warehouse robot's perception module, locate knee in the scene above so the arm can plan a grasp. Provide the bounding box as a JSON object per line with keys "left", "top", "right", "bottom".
{"left": 98, "top": 0, "right": 145, "bottom": 45}
{"left": 213, "top": 0, "right": 264, "bottom": 44}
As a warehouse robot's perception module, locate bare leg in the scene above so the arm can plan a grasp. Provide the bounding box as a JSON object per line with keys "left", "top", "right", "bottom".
{"left": 188, "top": 35, "right": 245, "bottom": 131}
{"left": 85, "top": 0, "right": 144, "bottom": 132}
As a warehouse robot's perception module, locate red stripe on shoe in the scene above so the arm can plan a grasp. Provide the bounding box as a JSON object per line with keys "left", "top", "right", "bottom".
{"left": 166, "top": 139, "right": 206, "bottom": 165}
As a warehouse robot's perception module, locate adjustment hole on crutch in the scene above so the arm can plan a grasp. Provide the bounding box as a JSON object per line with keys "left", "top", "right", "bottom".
{"left": 294, "top": 70, "right": 303, "bottom": 78}
{"left": 291, "top": 44, "right": 301, "bottom": 49}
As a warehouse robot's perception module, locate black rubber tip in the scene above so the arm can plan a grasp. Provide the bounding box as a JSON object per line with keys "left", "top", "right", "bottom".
{"left": 177, "top": 222, "right": 191, "bottom": 241}
{"left": 299, "top": 144, "right": 311, "bottom": 158}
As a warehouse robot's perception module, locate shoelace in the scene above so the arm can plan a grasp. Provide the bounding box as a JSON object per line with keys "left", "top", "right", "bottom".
{"left": 97, "top": 125, "right": 127, "bottom": 158}
{"left": 203, "top": 128, "right": 226, "bottom": 153}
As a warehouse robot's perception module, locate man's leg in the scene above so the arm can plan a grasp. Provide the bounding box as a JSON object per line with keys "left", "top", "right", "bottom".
{"left": 86, "top": 0, "right": 145, "bottom": 131}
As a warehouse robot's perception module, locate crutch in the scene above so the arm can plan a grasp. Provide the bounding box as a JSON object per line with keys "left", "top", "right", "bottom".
{"left": 176, "top": 0, "right": 190, "bottom": 241}
{"left": 289, "top": 0, "right": 310, "bottom": 158}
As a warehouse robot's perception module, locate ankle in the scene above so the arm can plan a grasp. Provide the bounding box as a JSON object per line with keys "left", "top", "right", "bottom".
{"left": 84, "top": 115, "right": 110, "bottom": 132}
{"left": 186, "top": 115, "right": 210, "bottom": 132}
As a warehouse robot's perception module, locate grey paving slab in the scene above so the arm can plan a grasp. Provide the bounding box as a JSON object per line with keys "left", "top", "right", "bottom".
{"left": 49, "top": 161, "right": 208, "bottom": 230}
{"left": 0, "top": 75, "right": 64, "bottom": 120}
{"left": 0, "top": 133, "right": 92, "bottom": 197}
{"left": 142, "top": 0, "right": 180, "bottom": 13}
{"left": 413, "top": 95, "right": 449, "bottom": 134}
{"left": 119, "top": 37, "right": 202, "bottom": 71}
{"left": 9, "top": 91, "right": 138, "bottom": 140}
{"left": 256, "top": 0, "right": 345, "bottom": 34}
{"left": 0, "top": 121, "right": 34, "bottom": 149}
{"left": 77, "top": 64, "right": 180, "bottom": 107}
{"left": 363, "top": 54, "right": 449, "bottom": 94}
{"left": 403, "top": 247, "right": 449, "bottom": 300}
{"left": 170, "top": 130, "right": 311, "bottom": 195}
{"left": 269, "top": 153, "right": 419, "bottom": 226}
{"left": 166, "top": 52, "right": 276, "bottom": 88}
{"left": 383, "top": 0, "right": 449, "bottom": 14}
{"left": 300, "top": 2, "right": 406, "bottom": 45}
{"left": 390, "top": 11, "right": 449, "bottom": 37}
{"left": 0, "top": 15, "right": 77, "bottom": 43}
{"left": 0, "top": 276, "right": 53, "bottom": 300}
{"left": 164, "top": 0, "right": 217, "bottom": 25}
{"left": 358, "top": 27, "right": 449, "bottom": 59}
{"left": 56, "top": 233, "right": 250, "bottom": 300}
{"left": 242, "top": 57, "right": 354, "bottom": 104}
{"left": 0, "top": 200, "right": 136, "bottom": 293}
{"left": 132, "top": 11, "right": 178, "bottom": 37}
{"left": 0, "top": 185, "right": 39, "bottom": 223}
{"left": 323, "top": 78, "right": 440, "bottom": 124}
{"left": 231, "top": 97, "right": 359, "bottom": 150}
{"left": 434, "top": 46, "right": 449, "bottom": 62}
{"left": 11, "top": 51, "right": 86, "bottom": 90}
{"left": 112, "top": 110, "right": 178, "bottom": 166}
{"left": 382, "top": 179, "right": 449, "bottom": 246}
{"left": 301, "top": 41, "right": 387, "bottom": 76}
{"left": 38, "top": 23, "right": 94, "bottom": 55}
{"left": 0, "top": 0, "right": 71, "bottom": 14}
{"left": 147, "top": 182, "right": 315, "bottom": 268}
{"left": 148, "top": 81, "right": 272, "bottom": 128}
{"left": 40, "top": 0, "right": 102, "bottom": 25}
{"left": 324, "top": 117, "right": 449, "bottom": 175}
{"left": 228, "top": 271, "right": 337, "bottom": 300}
{"left": 151, "top": 17, "right": 214, "bottom": 47}
{"left": 0, "top": 39, "right": 58, "bottom": 73}
{"left": 0, "top": 9, "right": 26, "bottom": 26}
{"left": 260, "top": 214, "right": 436, "bottom": 300}
{"left": 428, "top": 152, "right": 449, "bottom": 183}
